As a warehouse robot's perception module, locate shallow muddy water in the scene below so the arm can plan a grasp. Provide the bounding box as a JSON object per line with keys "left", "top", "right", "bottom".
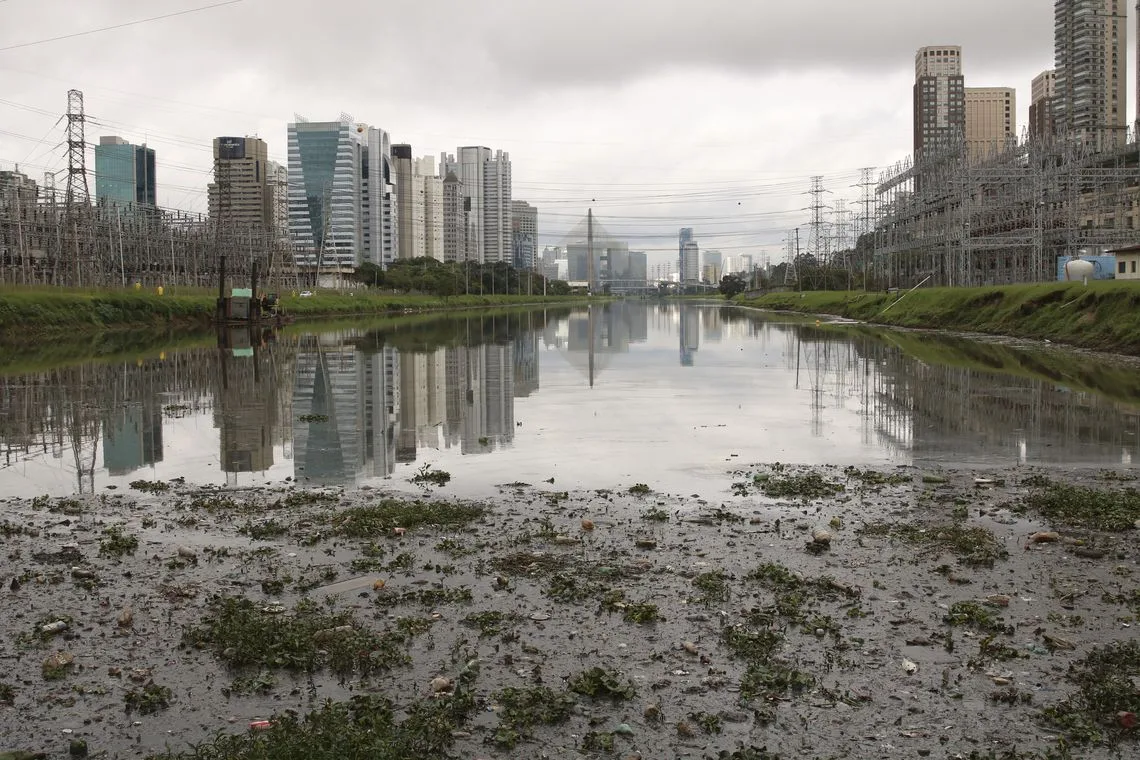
{"left": 1, "top": 302, "right": 1137, "bottom": 500}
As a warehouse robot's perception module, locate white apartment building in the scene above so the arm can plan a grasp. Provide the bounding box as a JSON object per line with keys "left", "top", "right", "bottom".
{"left": 440, "top": 146, "right": 512, "bottom": 264}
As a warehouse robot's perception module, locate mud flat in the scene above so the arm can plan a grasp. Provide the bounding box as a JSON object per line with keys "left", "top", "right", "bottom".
{"left": 0, "top": 465, "right": 1138, "bottom": 759}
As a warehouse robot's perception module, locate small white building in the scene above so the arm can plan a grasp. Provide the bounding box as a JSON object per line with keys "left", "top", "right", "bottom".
{"left": 1109, "top": 245, "right": 1140, "bottom": 280}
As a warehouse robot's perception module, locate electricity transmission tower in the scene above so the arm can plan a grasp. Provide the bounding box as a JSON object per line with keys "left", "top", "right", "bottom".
{"left": 64, "top": 89, "right": 89, "bottom": 206}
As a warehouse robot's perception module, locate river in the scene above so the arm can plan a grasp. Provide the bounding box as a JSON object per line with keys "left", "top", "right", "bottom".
{"left": 1, "top": 301, "right": 1138, "bottom": 499}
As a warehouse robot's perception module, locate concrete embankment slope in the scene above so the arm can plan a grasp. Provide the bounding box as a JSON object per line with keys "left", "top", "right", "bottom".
{"left": 735, "top": 281, "right": 1140, "bottom": 356}
{"left": 0, "top": 288, "right": 583, "bottom": 333}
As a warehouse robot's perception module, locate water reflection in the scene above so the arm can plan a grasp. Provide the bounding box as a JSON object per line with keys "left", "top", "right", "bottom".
{"left": 1, "top": 302, "right": 1137, "bottom": 497}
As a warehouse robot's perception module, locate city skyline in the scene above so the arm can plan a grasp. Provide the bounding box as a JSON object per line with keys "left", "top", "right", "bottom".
{"left": 1, "top": 1, "right": 1123, "bottom": 271}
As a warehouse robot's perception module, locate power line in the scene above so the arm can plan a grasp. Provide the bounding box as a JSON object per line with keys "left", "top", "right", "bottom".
{"left": 0, "top": 0, "right": 244, "bottom": 53}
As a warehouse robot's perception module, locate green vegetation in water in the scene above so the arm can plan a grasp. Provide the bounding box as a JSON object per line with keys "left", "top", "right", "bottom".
{"left": 688, "top": 711, "right": 724, "bottom": 734}
{"left": 240, "top": 519, "right": 289, "bottom": 540}
{"left": 99, "top": 525, "right": 139, "bottom": 558}
{"left": 844, "top": 467, "right": 912, "bottom": 486}
{"left": 628, "top": 483, "right": 652, "bottom": 496}
{"left": 568, "top": 667, "right": 637, "bottom": 700}
{"left": 582, "top": 732, "right": 615, "bottom": 752}
{"left": 129, "top": 479, "right": 170, "bottom": 494}
{"left": 460, "top": 611, "right": 519, "bottom": 638}
{"left": 409, "top": 463, "right": 451, "bottom": 487}
{"left": 330, "top": 499, "right": 485, "bottom": 538}
{"left": 599, "top": 589, "right": 660, "bottom": 623}
{"left": 145, "top": 692, "right": 477, "bottom": 760}
{"left": 758, "top": 472, "right": 845, "bottom": 500}
{"left": 490, "top": 686, "right": 577, "bottom": 749}
{"left": 374, "top": 586, "right": 473, "bottom": 609}
{"left": 434, "top": 538, "right": 476, "bottom": 558}
{"left": 1023, "top": 482, "right": 1140, "bottom": 532}
{"left": 641, "top": 506, "right": 669, "bottom": 521}
{"left": 182, "top": 597, "right": 418, "bottom": 677}
{"left": 30, "top": 495, "right": 84, "bottom": 516}
{"left": 1042, "top": 639, "right": 1140, "bottom": 746}
{"left": 944, "top": 601, "right": 1014, "bottom": 636}
{"left": 692, "top": 570, "right": 731, "bottom": 605}
{"left": 123, "top": 682, "right": 172, "bottom": 715}
{"left": 859, "top": 522, "right": 1007, "bottom": 566}
{"left": 298, "top": 414, "right": 329, "bottom": 423}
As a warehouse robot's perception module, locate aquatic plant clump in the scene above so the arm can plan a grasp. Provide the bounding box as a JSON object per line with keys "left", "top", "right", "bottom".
{"left": 1023, "top": 482, "right": 1140, "bottom": 532}
{"left": 181, "top": 597, "right": 415, "bottom": 677}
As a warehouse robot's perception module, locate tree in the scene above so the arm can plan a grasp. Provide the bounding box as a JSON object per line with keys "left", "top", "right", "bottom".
{"left": 719, "top": 274, "right": 747, "bottom": 298}
{"left": 354, "top": 262, "right": 384, "bottom": 288}
{"left": 547, "top": 279, "right": 572, "bottom": 296}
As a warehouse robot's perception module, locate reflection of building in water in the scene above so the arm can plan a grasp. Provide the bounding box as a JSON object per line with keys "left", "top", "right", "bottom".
{"left": 442, "top": 343, "right": 514, "bottom": 454}
{"left": 560, "top": 301, "right": 648, "bottom": 385}
{"left": 101, "top": 362, "right": 167, "bottom": 476}
{"left": 513, "top": 314, "right": 541, "bottom": 398}
{"left": 397, "top": 348, "right": 448, "bottom": 462}
{"left": 214, "top": 339, "right": 287, "bottom": 478}
{"left": 293, "top": 344, "right": 399, "bottom": 485}
{"left": 702, "top": 308, "right": 723, "bottom": 343}
{"left": 1, "top": 351, "right": 215, "bottom": 492}
{"left": 103, "top": 403, "right": 163, "bottom": 475}
{"left": 679, "top": 304, "right": 700, "bottom": 366}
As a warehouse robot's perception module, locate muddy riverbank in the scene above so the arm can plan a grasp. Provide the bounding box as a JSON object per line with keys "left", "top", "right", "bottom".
{"left": 0, "top": 465, "right": 1138, "bottom": 759}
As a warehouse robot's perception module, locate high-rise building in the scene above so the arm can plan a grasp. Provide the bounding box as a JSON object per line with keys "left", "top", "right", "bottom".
{"left": 678, "top": 227, "right": 693, "bottom": 271}
{"left": 286, "top": 118, "right": 394, "bottom": 269}
{"left": 208, "top": 136, "right": 271, "bottom": 230}
{"left": 266, "top": 160, "right": 289, "bottom": 241}
{"left": 680, "top": 239, "right": 700, "bottom": 284}
{"left": 511, "top": 200, "right": 537, "bottom": 270}
{"left": 1030, "top": 70, "right": 1057, "bottom": 140}
{"left": 1053, "top": 0, "right": 1128, "bottom": 151}
{"left": 392, "top": 144, "right": 415, "bottom": 260}
{"left": 913, "top": 46, "right": 965, "bottom": 158}
{"left": 94, "top": 136, "right": 156, "bottom": 209}
{"left": 0, "top": 168, "right": 37, "bottom": 212}
{"left": 441, "top": 171, "right": 468, "bottom": 264}
{"left": 416, "top": 156, "right": 443, "bottom": 261}
{"left": 964, "top": 87, "right": 1016, "bottom": 162}
{"left": 702, "top": 249, "right": 723, "bottom": 284}
{"left": 440, "top": 147, "right": 512, "bottom": 264}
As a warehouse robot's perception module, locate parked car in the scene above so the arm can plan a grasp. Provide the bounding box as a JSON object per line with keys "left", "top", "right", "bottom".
{"left": 299, "top": 290, "right": 313, "bottom": 297}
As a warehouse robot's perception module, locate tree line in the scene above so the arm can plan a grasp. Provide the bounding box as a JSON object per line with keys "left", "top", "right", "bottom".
{"left": 353, "top": 259, "right": 572, "bottom": 297}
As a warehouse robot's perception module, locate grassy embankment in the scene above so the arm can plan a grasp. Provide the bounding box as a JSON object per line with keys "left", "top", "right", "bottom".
{"left": 0, "top": 286, "right": 585, "bottom": 334}
{"left": 735, "top": 280, "right": 1140, "bottom": 356}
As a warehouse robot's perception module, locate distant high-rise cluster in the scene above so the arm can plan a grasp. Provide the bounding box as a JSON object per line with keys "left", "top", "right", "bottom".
{"left": 913, "top": 1, "right": 1131, "bottom": 159}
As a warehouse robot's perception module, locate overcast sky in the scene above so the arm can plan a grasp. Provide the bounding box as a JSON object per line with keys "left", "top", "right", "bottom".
{"left": 0, "top": 0, "right": 1125, "bottom": 268}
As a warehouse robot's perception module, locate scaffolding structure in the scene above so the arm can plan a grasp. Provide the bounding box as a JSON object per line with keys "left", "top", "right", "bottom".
{"left": 874, "top": 129, "right": 1140, "bottom": 287}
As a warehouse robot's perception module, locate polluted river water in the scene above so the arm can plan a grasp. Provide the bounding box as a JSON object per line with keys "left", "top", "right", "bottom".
{"left": 0, "top": 301, "right": 1138, "bottom": 759}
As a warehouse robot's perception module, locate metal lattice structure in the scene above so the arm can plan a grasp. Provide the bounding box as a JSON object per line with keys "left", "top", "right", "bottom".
{"left": 873, "top": 129, "right": 1140, "bottom": 287}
